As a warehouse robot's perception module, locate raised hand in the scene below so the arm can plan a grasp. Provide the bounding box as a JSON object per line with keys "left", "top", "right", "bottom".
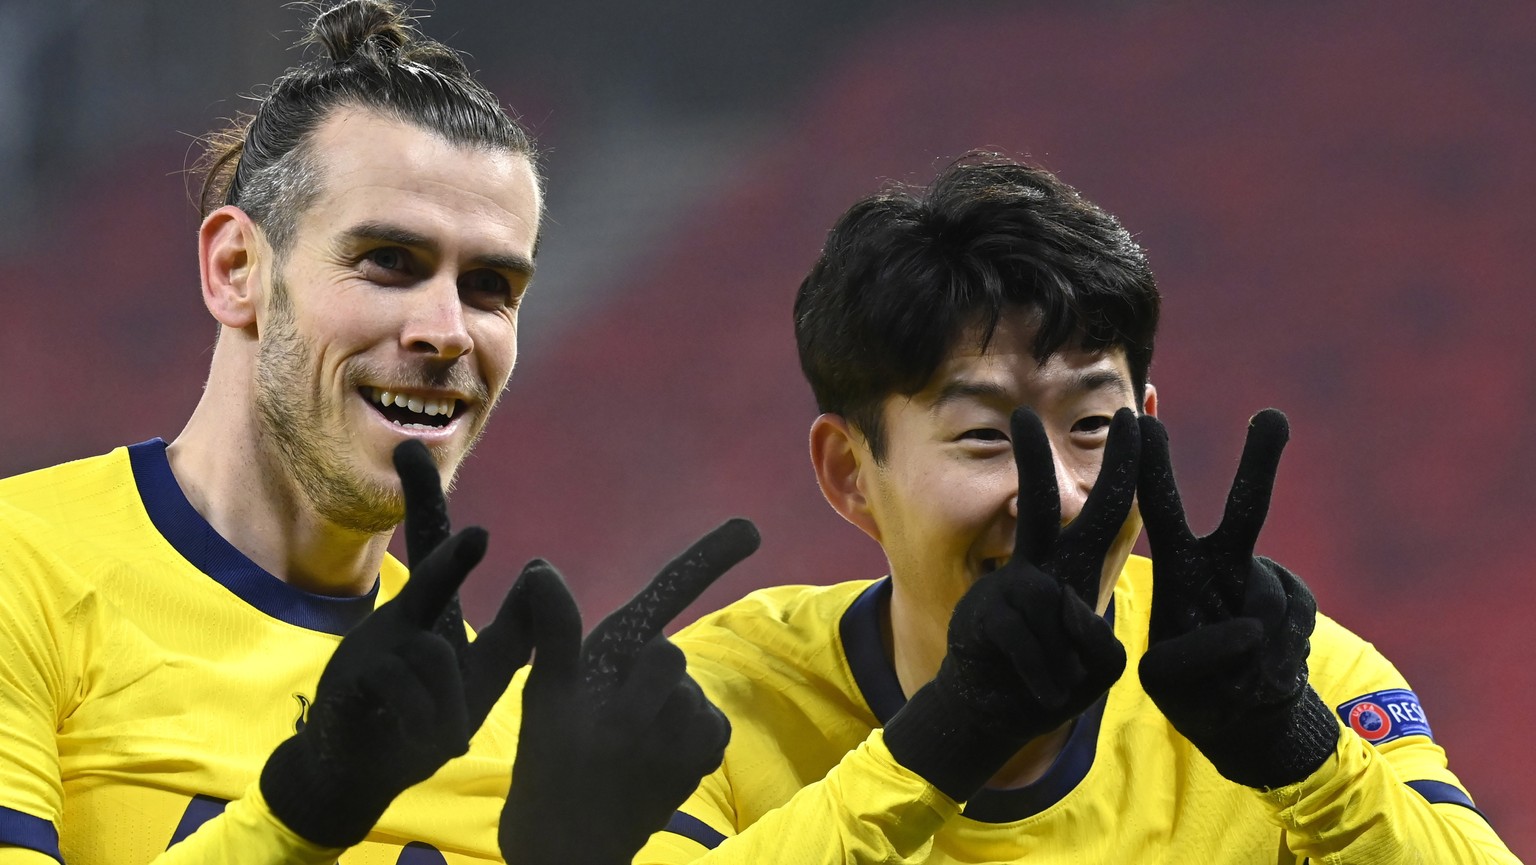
{"left": 260, "top": 441, "right": 539, "bottom": 849}
{"left": 881, "top": 406, "right": 1137, "bottom": 803}
{"left": 500, "top": 518, "right": 761, "bottom": 865}
{"left": 1136, "top": 410, "right": 1339, "bottom": 790}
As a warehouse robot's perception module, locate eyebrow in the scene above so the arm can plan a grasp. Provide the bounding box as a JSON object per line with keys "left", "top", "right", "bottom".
{"left": 929, "top": 367, "right": 1134, "bottom": 414}
{"left": 1068, "top": 368, "right": 1135, "bottom": 401}
{"left": 341, "top": 221, "right": 536, "bottom": 276}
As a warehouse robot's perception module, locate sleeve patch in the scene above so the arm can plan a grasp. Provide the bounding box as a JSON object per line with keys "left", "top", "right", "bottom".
{"left": 1336, "top": 688, "right": 1433, "bottom": 745}
{"left": 663, "top": 811, "right": 727, "bottom": 850}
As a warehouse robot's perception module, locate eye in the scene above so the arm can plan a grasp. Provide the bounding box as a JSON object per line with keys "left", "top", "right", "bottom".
{"left": 359, "top": 247, "right": 414, "bottom": 280}
{"left": 459, "top": 269, "right": 519, "bottom": 311}
{"left": 960, "top": 428, "right": 1010, "bottom": 443}
{"left": 1070, "top": 415, "right": 1112, "bottom": 435}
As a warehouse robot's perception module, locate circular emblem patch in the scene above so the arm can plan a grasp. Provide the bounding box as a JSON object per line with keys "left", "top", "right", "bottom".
{"left": 1348, "top": 701, "right": 1392, "bottom": 741}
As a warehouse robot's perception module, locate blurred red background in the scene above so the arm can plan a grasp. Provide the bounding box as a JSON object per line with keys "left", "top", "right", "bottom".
{"left": 2, "top": 0, "right": 1531, "bottom": 853}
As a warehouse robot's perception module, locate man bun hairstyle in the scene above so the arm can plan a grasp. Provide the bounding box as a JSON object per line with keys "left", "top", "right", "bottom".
{"left": 794, "top": 153, "right": 1160, "bottom": 461}
{"left": 196, "top": 0, "right": 538, "bottom": 258}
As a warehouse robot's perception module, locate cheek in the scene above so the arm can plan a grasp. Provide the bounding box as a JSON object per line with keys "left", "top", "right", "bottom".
{"left": 473, "top": 319, "right": 519, "bottom": 384}
{"left": 890, "top": 461, "right": 1010, "bottom": 548}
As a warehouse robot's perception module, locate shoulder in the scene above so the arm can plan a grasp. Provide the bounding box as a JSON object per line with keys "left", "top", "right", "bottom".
{"left": 0, "top": 446, "right": 144, "bottom": 569}
{"left": 1306, "top": 611, "right": 1411, "bottom": 698}
{"left": 0, "top": 447, "right": 134, "bottom": 518}
{"left": 675, "top": 580, "right": 875, "bottom": 658}
{"left": 0, "top": 445, "right": 154, "bottom": 597}
{"left": 0, "top": 496, "right": 93, "bottom": 612}
{"left": 673, "top": 579, "right": 877, "bottom": 701}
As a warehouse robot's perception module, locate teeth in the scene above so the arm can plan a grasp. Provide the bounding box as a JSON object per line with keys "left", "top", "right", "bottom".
{"left": 368, "top": 388, "right": 458, "bottom": 420}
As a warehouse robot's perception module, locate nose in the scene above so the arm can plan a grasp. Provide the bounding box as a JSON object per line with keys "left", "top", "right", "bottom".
{"left": 401, "top": 275, "right": 473, "bottom": 360}
{"left": 1007, "top": 437, "right": 1092, "bottom": 525}
{"left": 1053, "top": 443, "right": 1092, "bottom": 525}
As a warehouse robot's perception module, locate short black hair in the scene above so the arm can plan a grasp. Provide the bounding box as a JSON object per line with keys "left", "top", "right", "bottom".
{"left": 195, "top": 0, "right": 539, "bottom": 257}
{"left": 794, "top": 153, "right": 1160, "bottom": 460}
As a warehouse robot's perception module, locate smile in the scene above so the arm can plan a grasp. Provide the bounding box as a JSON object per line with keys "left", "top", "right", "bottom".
{"left": 362, "top": 387, "right": 463, "bottom": 429}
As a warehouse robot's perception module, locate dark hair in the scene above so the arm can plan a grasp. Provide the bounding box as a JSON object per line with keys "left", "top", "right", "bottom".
{"left": 794, "top": 153, "right": 1160, "bottom": 460}
{"left": 195, "top": 0, "right": 539, "bottom": 257}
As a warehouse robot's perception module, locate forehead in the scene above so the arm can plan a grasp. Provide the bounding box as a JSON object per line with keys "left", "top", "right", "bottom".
{"left": 918, "top": 309, "right": 1133, "bottom": 406}
{"left": 296, "top": 107, "right": 541, "bottom": 255}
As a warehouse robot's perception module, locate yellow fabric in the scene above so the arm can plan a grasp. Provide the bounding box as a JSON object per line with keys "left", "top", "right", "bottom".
{"left": 0, "top": 444, "right": 513, "bottom": 863}
{"left": 148, "top": 783, "right": 341, "bottom": 865}
{"left": 638, "top": 557, "right": 1520, "bottom": 864}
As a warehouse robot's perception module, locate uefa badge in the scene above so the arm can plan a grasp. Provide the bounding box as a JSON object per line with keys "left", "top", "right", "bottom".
{"left": 1346, "top": 700, "right": 1392, "bottom": 741}
{"left": 1336, "top": 689, "right": 1434, "bottom": 746}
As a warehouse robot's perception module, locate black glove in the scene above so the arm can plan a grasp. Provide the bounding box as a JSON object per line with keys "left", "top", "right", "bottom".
{"left": 1136, "top": 410, "right": 1339, "bottom": 790}
{"left": 500, "top": 518, "right": 761, "bottom": 865}
{"left": 882, "top": 407, "right": 1136, "bottom": 802}
{"left": 261, "top": 441, "right": 539, "bottom": 848}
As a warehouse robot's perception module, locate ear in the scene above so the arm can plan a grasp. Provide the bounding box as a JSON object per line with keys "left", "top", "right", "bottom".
{"left": 198, "top": 205, "right": 264, "bottom": 329}
{"left": 809, "top": 414, "right": 882, "bottom": 545}
{"left": 1141, "top": 381, "right": 1159, "bottom": 418}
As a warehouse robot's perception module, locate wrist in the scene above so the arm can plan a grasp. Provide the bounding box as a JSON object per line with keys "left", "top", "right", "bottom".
{"left": 882, "top": 678, "right": 1030, "bottom": 803}
{"left": 260, "top": 733, "right": 395, "bottom": 849}
{"left": 1183, "top": 686, "right": 1340, "bottom": 790}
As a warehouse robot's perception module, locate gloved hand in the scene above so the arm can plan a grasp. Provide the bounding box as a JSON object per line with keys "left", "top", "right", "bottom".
{"left": 882, "top": 406, "right": 1136, "bottom": 803}
{"left": 500, "top": 518, "right": 761, "bottom": 865}
{"left": 1136, "top": 410, "right": 1339, "bottom": 790}
{"left": 261, "top": 441, "right": 539, "bottom": 848}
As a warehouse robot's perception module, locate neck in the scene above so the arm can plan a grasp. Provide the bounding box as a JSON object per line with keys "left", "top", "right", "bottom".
{"left": 169, "top": 364, "right": 389, "bottom": 598}
{"left": 885, "top": 580, "right": 1076, "bottom": 790}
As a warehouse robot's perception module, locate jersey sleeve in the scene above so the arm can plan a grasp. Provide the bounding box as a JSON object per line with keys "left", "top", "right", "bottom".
{"left": 1258, "top": 613, "right": 1521, "bottom": 863}
{"left": 636, "top": 729, "right": 959, "bottom": 865}
{"left": 0, "top": 511, "right": 86, "bottom": 862}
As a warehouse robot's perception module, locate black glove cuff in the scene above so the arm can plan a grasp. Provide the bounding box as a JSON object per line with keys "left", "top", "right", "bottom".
{"left": 260, "top": 735, "right": 391, "bottom": 850}
{"left": 882, "top": 680, "right": 1028, "bottom": 803}
{"left": 1191, "top": 685, "right": 1341, "bottom": 790}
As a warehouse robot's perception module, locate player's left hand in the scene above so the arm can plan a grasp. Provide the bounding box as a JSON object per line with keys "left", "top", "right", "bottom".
{"left": 1135, "top": 410, "right": 1340, "bottom": 790}
{"left": 499, "top": 518, "right": 760, "bottom": 865}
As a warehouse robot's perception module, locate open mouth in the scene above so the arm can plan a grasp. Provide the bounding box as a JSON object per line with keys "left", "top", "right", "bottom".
{"left": 363, "top": 387, "right": 463, "bottom": 429}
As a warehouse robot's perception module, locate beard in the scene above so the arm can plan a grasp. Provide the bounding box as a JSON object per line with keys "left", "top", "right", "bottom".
{"left": 253, "top": 278, "right": 404, "bottom": 535}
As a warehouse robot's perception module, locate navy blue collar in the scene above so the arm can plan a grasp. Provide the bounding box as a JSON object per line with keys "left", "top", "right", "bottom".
{"left": 838, "top": 577, "right": 1110, "bottom": 823}
{"left": 128, "top": 438, "right": 378, "bottom": 636}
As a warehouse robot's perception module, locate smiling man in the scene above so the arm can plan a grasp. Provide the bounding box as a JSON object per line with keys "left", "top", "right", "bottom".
{"left": 185, "top": 104, "right": 538, "bottom": 588}
{"left": 0, "top": 2, "right": 753, "bottom": 863}
{"left": 637, "top": 155, "right": 1519, "bottom": 863}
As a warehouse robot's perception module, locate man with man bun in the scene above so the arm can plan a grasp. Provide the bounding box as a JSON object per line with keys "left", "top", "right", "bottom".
{"left": 0, "top": 2, "right": 753, "bottom": 862}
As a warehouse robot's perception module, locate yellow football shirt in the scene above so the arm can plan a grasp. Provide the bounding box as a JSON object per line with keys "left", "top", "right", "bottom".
{"left": 0, "top": 441, "right": 513, "bottom": 863}
{"left": 639, "top": 559, "right": 1519, "bottom": 863}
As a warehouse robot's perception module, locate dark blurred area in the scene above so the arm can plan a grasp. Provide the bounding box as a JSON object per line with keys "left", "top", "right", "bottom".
{"left": 2, "top": 0, "right": 1532, "bottom": 852}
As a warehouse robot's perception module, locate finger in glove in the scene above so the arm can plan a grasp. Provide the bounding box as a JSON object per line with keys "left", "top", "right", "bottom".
{"left": 582, "top": 518, "right": 760, "bottom": 692}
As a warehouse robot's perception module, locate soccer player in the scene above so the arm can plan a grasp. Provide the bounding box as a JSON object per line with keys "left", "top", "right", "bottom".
{"left": 637, "top": 155, "right": 1521, "bottom": 862}
{"left": 0, "top": 2, "right": 751, "bottom": 863}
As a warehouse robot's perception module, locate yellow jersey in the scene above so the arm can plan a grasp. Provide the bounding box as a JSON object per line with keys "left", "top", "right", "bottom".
{"left": 639, "top": 559, "right": 1520, "bottom": 863}
{"left": 0, "top": 441, "right": 513, "bottom": 863}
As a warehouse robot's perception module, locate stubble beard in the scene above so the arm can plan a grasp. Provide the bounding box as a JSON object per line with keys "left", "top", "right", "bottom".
{"left": 253, "top": 278, "right": 403, "bottom": 535}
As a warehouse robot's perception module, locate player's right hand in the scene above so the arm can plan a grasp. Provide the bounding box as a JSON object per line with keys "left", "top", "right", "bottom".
{"left": 881, "top": 407, "right": 1135, "bottom": 803}
{"left": 499, "top": 518, "right": 760, "bottom": 865}
{"left": 259, "top": 440, "right": 541, "bottom": 850}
